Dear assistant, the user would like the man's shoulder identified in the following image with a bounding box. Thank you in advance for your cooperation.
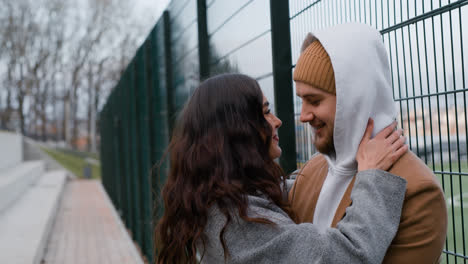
[390,150,442,192]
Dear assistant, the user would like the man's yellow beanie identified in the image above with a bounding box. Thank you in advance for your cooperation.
[293,40,336,94]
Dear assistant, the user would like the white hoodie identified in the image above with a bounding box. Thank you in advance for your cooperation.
[307,23,398,228]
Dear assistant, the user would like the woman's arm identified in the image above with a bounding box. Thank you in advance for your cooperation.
[201,169,406,264]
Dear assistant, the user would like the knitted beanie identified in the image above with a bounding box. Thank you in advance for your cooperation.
[293,40,336,94]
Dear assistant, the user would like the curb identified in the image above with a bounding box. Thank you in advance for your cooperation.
[35,171,68,264]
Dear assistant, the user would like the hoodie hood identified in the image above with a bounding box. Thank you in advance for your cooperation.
[304,23,397,228]
[310,23,397,174]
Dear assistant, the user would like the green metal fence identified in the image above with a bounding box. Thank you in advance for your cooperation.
[99,0,467,262]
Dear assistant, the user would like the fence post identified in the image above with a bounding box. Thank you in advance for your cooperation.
[123,73,134,232]
[163,11,175,136]
[197,0,209,80]
[132,61,143,246]
[269,0,297,174]
[118,81,129,227]
[135,46,154,261]
[113,114,122,213]
[99,108,106,192]
[144,31,156,264]
[148,20,171,261]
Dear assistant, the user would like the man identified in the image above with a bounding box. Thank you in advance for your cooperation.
[289,23,447,263]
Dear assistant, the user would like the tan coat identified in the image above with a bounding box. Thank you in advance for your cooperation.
[289,151,447,263]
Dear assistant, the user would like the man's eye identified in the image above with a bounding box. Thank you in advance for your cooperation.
[309,100,320,106]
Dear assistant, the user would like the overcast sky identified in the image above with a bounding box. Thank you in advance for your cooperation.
[134,0,171,27]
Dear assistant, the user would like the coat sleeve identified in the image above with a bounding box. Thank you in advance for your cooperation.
[201,170,407,264]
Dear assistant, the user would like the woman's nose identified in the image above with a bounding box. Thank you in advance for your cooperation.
[275,115,282,128]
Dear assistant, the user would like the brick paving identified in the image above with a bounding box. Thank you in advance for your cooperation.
[42,179,143,264]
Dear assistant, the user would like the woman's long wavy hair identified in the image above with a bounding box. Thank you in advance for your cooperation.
[154,73,292,263]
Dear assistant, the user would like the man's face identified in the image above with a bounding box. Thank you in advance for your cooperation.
[296,81,337,154]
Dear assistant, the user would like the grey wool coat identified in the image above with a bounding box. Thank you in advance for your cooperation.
[198,169,407,264]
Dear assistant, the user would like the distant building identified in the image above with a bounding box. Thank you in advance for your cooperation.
[402,105,466,138]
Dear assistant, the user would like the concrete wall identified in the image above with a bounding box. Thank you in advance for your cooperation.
[0,131,23,170]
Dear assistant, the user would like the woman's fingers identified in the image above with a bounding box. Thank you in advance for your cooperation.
[375,121,397,140]
[392,143,408,162]
[357,120,408,172]
[386,137,407,168]
[392,134,406,152]
[385,129,403,145]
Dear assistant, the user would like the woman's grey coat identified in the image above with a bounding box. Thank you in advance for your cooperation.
[199,169,406,264]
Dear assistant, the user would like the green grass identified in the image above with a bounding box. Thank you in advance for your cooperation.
[430,161,468,263]
[41,146,101,179]
[55,147,100,160]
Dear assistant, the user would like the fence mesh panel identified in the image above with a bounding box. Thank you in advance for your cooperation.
[290,1,468,262]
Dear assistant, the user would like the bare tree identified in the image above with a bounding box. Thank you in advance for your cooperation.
[9,0,36,133]
[0,0,155,149]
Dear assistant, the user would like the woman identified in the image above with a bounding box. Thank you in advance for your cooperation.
[155,73,407,264]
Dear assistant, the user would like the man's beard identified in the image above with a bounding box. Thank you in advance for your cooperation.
[312,124,335,154]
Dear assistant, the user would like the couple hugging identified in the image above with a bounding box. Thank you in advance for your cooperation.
[156,23,447,264]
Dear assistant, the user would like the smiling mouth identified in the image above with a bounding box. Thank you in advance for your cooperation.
[273,135,279,142]
[313,123,325,133]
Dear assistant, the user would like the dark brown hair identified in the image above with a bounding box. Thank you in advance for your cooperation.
[154,73,291,263]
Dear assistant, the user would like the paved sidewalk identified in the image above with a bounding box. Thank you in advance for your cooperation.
[42,179,143,264]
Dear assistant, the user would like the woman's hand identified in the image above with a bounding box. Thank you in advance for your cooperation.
[357,119,408,171]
